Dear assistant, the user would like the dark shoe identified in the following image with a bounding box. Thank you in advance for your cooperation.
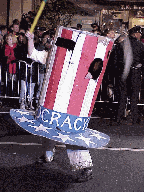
[36,154,48,164]
[36,151,54,164]
[116,117,127,125]
[25,101,35,111]
[75,168,93,183]
[132,118,141,125]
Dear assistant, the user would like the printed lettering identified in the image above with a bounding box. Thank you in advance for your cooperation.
[61,116,72,129]
[83,118,90,129]
[74,118,82,130]
[49,112,61,126]
[42,109,50,123]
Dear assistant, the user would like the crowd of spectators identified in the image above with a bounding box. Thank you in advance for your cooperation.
[0,11,55,109]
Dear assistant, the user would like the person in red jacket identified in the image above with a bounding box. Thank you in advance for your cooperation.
[4,33,18,96]
[5,33,17,80]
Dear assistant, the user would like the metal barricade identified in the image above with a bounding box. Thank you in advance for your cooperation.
[0,60,39,112]
[0,61,144,117]
[94,71,144,118]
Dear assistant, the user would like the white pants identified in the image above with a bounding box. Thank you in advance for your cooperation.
[67,149,93,170]
[41,138,93,170]
[46,149,93,170]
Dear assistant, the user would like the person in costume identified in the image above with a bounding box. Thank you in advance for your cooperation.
[10,27,111,182]
[26,30,94,182]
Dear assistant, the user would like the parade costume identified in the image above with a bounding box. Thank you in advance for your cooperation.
[10,26,113,182]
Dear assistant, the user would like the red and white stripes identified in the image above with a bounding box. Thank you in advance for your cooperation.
[39,26,113,117]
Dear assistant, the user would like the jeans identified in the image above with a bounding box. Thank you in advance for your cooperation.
[19,80,35,103]
[36,73,45,103]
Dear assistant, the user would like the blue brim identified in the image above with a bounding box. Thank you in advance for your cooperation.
[10,109,110,148]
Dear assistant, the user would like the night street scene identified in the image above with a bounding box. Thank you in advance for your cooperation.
[1,0,144,192]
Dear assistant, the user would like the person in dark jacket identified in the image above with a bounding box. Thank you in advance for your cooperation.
[110,26,144,124]
[15,32,38,109]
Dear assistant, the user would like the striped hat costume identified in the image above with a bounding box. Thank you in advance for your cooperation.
[10,26,113,148]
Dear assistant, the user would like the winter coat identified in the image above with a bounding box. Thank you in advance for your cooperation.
[5,43,17,74]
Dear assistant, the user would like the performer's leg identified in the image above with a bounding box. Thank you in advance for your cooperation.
[66,149,93,170]
[66,148,93,182]
[38,137,57,163]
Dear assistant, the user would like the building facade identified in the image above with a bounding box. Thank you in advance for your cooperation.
[0,0,41,26]
[0,0,144,32]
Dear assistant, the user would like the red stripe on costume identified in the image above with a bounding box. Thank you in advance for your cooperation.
[44,29,73,109]
[67,36,98,116]
[88,41,113,116]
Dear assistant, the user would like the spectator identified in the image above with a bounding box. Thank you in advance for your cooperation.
[5,33,17,79]
[11,20,20,36]
[77,23,82,30]
[20,13,29,31]
[19,28,26,34]
[104,28,116,40]
[4,33,17,96]
[110,26,144,125]
[12,19,20,25]
[91,22,101,35]
[35,31,52,106]
[14,32,28,109]
[0,25,7,44]
[0,25,7,37]
[35,26,46,41]
[141,34,144,43]
[0,34,5,92]
[0,34,3,46]
[48,28,56,46]
[15,30,38,110]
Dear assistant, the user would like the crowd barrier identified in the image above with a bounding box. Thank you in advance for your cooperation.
[0,59,39,111]
[0,61,144,117]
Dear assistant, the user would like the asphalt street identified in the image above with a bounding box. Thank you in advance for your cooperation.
[0,111,144,191]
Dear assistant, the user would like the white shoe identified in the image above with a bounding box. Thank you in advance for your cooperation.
[26,101,35,111]
[45,151,54,162]
[20,103,25,109]
[20,100,25,109]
